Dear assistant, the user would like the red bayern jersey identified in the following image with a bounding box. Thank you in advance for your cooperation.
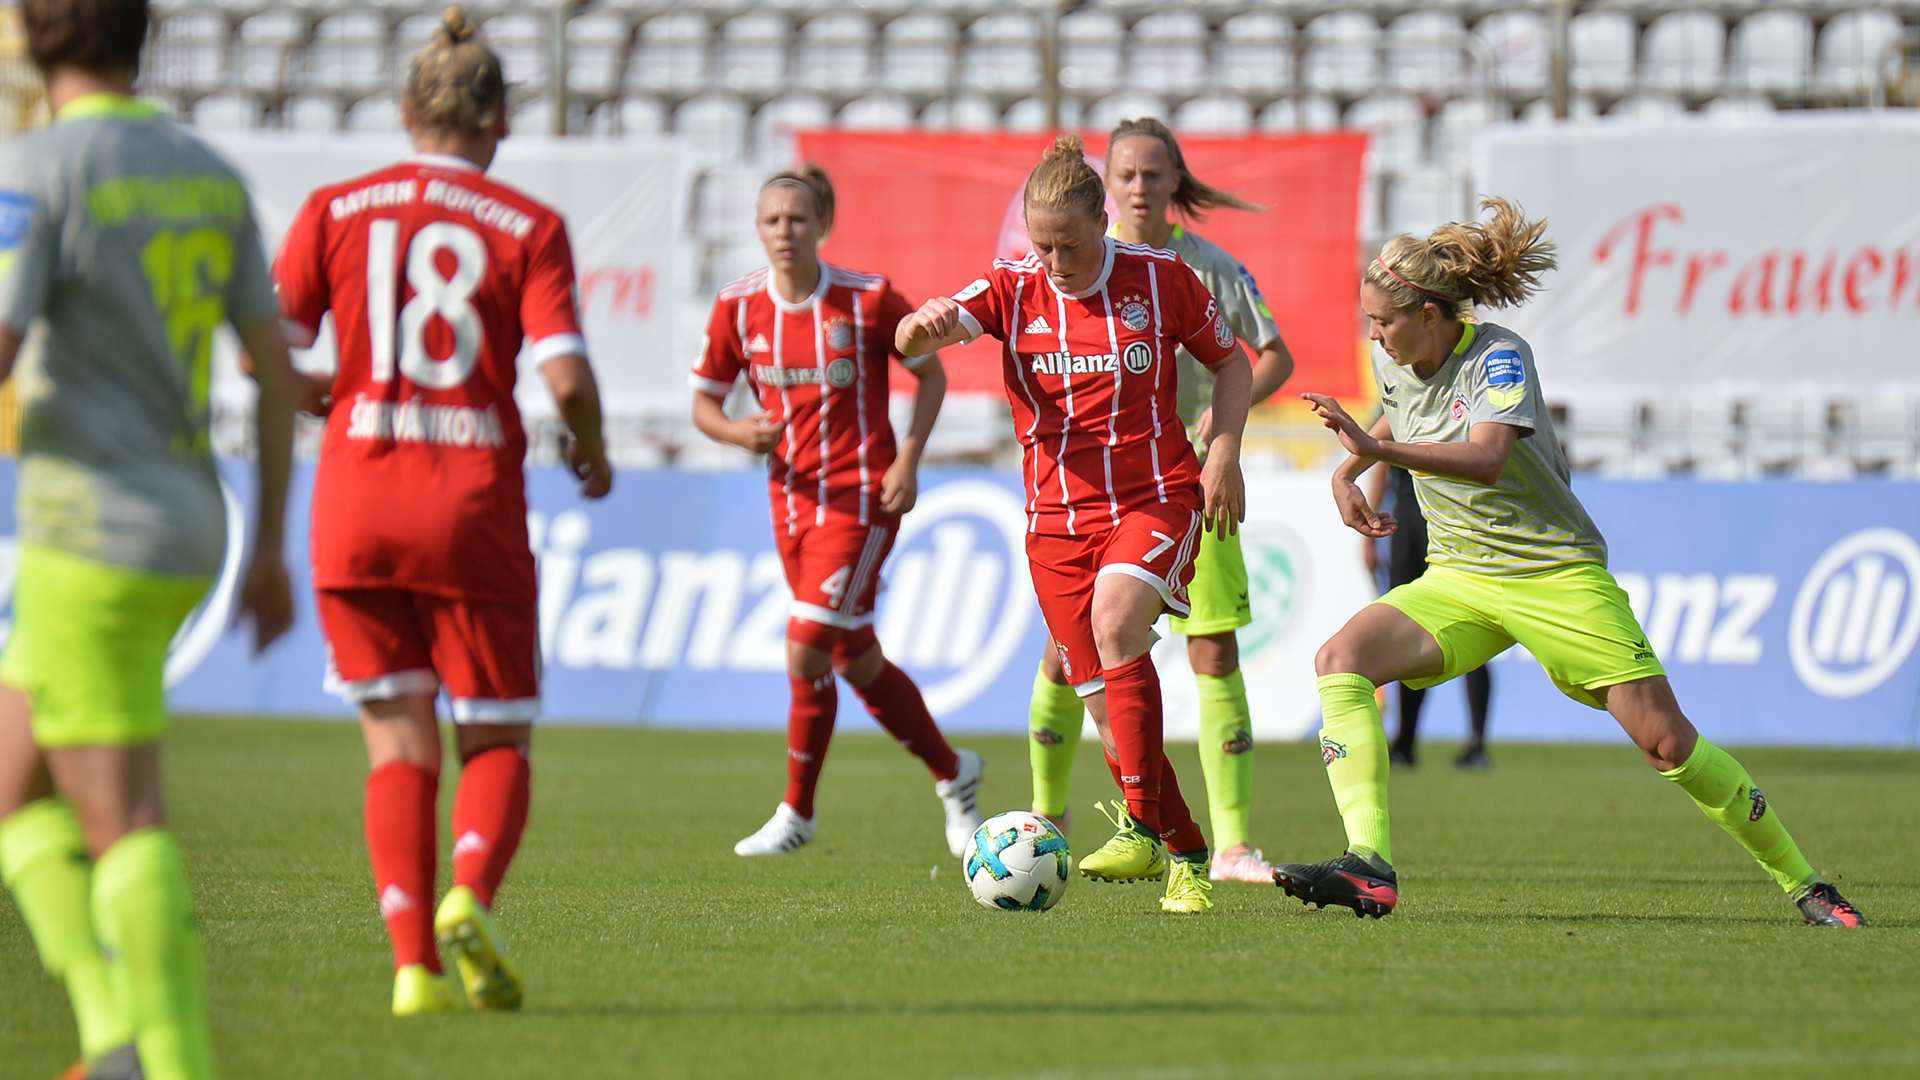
[692,264,924,533]
[952,238,1239,536]
[275,154,586,602]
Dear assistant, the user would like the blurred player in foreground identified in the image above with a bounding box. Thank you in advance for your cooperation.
[900,135,1253,914]
[0,0,298,1073]
[1282,198,1864,928]
[273,7,614,1015]
[691,164,983,859]
[1024,118,1294,884]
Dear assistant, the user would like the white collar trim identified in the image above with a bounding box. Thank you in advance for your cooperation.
[1046,238,1117,301]
[767,263,832,313]
[408,153,484,173]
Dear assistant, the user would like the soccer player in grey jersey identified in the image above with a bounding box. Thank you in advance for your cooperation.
[0,0,298,1076]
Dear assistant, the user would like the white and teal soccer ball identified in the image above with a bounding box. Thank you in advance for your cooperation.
[964,811,1071,912]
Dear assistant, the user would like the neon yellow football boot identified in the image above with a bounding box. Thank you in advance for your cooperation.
[392,962,460,1016]
[434,885,524,1011]
[1161,857,1215,913]
[1076,801,1168,883]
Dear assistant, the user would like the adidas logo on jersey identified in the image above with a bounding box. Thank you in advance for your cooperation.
[747,333,771,353]
[1022,316,1053,335]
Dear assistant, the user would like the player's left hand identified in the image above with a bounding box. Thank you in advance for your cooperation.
[238,552,295,653]
[568,436,613,499]
[1302,393,1381,458]
[1200,450,1244,538]
[879,458,918,515]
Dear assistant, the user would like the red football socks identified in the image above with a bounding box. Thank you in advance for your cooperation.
[364,761,440,973]
[852,661,959,781]
[785,674,838,820]
[451,745,531,910]
[1155,755,1208,855]
[1102,654,1167,835]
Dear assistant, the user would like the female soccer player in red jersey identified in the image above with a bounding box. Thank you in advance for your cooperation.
[273,8,613,1015]
[690,164,984,860]
[898,135,1254,913]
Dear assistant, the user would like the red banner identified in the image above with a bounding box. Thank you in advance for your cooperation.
[795,131,1367,399]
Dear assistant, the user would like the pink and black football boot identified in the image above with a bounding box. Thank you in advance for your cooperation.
[1273,851,1398,919]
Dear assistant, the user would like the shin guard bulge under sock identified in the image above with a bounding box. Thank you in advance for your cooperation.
[1101,655,1167,835]
[785,674,838,820]
[854,661,959,780]
[1661,738,1819,897]
[1316,673,1393,865]
[1194,670,1253,850]
[365,761,440,972]
[0,798,131,1059]
[91,829,211,1080]
[452,745,531,909]
[1028,664,1084,817]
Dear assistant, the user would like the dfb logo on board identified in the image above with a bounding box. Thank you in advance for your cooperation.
[1789,527,1920,699]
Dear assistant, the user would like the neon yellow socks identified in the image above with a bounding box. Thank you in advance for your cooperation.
[1316,673,1393,866]
[92,828,212,1080]
[0,798,132,1062]
[1194,670,1254,850]
[1660,738,1820,898]
[1027,663,1084,818]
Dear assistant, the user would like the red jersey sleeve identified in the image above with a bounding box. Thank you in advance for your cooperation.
[691,295,746,397]
[877,285,929,372]
[520,216,586,366]
[951,268,1008,344]
[1169,260,1240,370]
[272,192,331,348]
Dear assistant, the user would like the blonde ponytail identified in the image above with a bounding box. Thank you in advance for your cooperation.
[403,6,506,135]
[1367,197,1557,318]
[1023,133,1105,224]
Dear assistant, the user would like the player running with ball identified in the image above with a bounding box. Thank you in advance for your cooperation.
[691,164,984,860]
[900,135,1254,914]
[274,8,615,1015]
[1280,198,1864,927]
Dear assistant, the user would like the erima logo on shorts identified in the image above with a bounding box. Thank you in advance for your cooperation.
[1748,785,1768,821]
[1485,349,1526,408]
[1320,737,1347,766]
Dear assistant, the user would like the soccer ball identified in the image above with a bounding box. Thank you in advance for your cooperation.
[964,811,1071,912]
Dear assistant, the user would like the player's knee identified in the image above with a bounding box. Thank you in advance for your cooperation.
[786,643,834,682]
[1314,636,1363,679]
[1091,619,1148,667]
[1187,633,1238,677]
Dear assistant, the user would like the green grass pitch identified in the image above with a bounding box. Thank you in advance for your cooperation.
[3,717,1917,1080]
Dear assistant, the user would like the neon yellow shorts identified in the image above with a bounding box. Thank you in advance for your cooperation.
[1377,561,1664,709]
[0,543,212,749]
[1169,526,1251,637]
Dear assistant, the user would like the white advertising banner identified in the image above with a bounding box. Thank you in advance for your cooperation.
[200,133,687,417]
[1477,114,1920,398]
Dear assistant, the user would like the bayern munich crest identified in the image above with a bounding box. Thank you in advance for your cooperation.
[826,316,853,351]
[826,357,857,388]
[1119,300,1150,332]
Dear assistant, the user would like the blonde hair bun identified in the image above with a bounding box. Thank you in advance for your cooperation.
[1023,134,1105,223]
[1368,197,1557,316]
[404,4,505,134]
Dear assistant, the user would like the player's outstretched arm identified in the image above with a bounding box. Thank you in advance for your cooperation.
[1200,351,1251,536]
[896,296,971,358]
[541,355,613,499]
[233,314,298,651]
[882,356,946,515]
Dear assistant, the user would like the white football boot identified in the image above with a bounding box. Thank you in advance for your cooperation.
[936,749,985,858]
[734,803,816,855]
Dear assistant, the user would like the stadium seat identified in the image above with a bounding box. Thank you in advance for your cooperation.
[1571,10,1636,98]
[717,14,791,101]
[189,90,259,130]
[1214,12,1293,101]
[149,11,231,98]
[752,92,831,162]
[1704,92,1775,120]
[630,13,712,99]
[1853,395,1918,477]
[1386,164,1460,239]
[1127,11,1210,99]
[280,92,343,133]
[675,92,751,168]
[1171,93,1253,133]
[1433,95,1508,171]
[1728,9,1811,100]
[918,94,999,131]
[344,93,402,134]
[796,13,876,98]
[302,12,389,98]
[1814,9,1905,101]
[1258,94,1340,132]
[836,93,914,129]
[960,12,1041,100]
[1059,10,1124,99]
[568,11,633,103]
[1087,90,1168,131]
[1474,9,1549,100]
[880,13,958,99]
[1302,12,1383,100]
[484,13,548,94]
[694,164,770,244]
[511,95,587,137]
[236,11,303,97]
[1640,11,1725,98]
[588,95,668,135]
[1518,94,1598,124]
[1003,94,1086,131]
[1386,11,1468,98]
[1344,93,1425,174]
[1608,92,1686,122]
[393,14,442,70]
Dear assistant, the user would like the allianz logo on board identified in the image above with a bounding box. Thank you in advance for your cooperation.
[529,479,1036,716]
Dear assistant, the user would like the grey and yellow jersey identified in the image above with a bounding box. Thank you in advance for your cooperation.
[1374,321,1608,575]
[0,94,277,575]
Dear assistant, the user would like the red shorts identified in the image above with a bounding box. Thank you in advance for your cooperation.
[777,513,896,653]
[1026,502,1203,692]
[316,588,541,723]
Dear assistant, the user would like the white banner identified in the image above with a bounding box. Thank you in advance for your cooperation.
[201,132,687,418]
[1477,114,1920,399]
